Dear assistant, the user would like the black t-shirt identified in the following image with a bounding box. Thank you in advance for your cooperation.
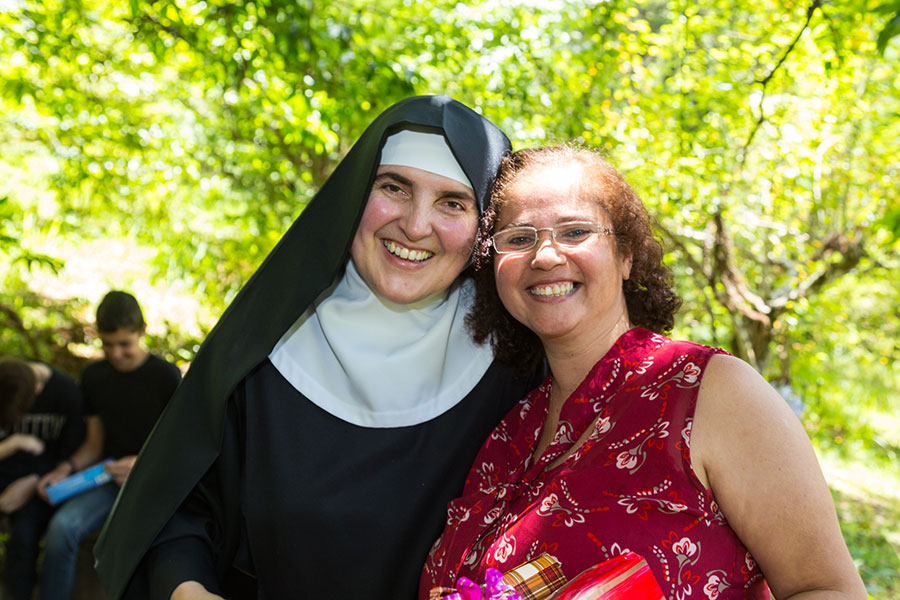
[0,367,84,483]
[81,355,181,459]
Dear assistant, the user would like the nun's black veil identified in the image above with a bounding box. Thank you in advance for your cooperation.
[94,96,512,599]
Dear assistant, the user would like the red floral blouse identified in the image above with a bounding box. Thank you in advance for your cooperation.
[420,328,770,600]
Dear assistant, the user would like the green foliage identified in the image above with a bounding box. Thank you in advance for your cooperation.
[2,0,896,431]
[0,2,898,591]
[834,483,900,596]
[794,266,900,458]
[823,450,900,597]
[0,196,63,273]
[876,0,900,53]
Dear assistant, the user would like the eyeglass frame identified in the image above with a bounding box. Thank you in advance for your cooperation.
[490,221,615,255]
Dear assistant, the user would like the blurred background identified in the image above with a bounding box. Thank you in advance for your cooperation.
[1,0,898,595]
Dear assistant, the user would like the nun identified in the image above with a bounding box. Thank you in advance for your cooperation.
[94,96,539,600]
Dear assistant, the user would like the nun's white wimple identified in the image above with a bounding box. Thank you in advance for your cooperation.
[379,130,472,189]
[268,261,493,428]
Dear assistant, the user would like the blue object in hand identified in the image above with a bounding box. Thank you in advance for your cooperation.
[46,459,114,505]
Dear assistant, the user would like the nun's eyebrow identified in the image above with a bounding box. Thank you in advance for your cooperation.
[374,171,414,187]
[376,171,475,202]
[442,189,476,202]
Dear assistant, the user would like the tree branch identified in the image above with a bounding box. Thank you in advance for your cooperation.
[658,223,721,345]
[738,0,822,163]
[712,212,772,324]
[769,231,867,309]
[755,0,822,87]
[138,13,193,47]
[0,303,43,360]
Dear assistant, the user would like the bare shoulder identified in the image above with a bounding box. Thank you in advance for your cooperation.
[694,353,811,483]
[694,354,800,447]
[692,354,866,598]
[698,353,787,411]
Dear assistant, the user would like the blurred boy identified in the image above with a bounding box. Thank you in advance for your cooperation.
[36,291,181,600]
[0,357,83,600]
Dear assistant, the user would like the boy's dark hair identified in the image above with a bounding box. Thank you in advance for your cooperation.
[96,290,146,333]
[0,357,37,431]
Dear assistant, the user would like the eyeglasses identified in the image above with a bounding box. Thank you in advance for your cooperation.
[491,221,615,254]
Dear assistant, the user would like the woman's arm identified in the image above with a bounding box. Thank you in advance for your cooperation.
[690,353,866,600]
[0,473,39,513]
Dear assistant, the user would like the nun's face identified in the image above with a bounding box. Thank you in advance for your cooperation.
[350,165,478,304]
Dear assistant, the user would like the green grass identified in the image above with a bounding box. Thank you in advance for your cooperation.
[819,450,900,599]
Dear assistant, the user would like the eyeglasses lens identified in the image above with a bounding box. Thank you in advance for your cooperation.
[493,222,602,253]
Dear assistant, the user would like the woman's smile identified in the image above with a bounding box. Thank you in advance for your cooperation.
[528,281,577,297]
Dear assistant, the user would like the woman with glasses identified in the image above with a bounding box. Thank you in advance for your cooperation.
[421,146,865,599]
[93,96,540,600]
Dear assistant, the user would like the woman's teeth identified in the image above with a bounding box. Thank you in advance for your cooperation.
[384,240,433,262]
[530,282,574,297]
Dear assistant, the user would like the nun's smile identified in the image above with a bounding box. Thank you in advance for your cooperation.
[382,240,433,262]
[350,165,478,304]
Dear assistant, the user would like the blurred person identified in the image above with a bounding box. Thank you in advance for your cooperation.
[0,357,83,600]
[37,291,181,600]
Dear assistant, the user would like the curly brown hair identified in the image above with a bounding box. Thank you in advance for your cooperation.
[467,145,682,372]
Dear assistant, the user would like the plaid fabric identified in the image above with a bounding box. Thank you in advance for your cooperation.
[502,553,568,600]
[428,553,567,599]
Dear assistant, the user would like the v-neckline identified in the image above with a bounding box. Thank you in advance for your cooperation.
[522,328,655,480]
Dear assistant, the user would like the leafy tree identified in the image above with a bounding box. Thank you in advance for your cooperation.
[876,0,900,52]
[2,0,897,420]
[2,0,898,592]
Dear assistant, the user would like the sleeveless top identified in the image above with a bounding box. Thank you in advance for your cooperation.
[420,328,771,600]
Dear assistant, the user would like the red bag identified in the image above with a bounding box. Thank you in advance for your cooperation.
[547,552,664,600]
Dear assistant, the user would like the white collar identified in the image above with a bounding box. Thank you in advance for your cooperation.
[268,261,493,428]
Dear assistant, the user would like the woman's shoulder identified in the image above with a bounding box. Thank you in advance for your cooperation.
[698,353,774,404]
[691,352,802,486]
[693,353,791,438]
[658,332,727,358]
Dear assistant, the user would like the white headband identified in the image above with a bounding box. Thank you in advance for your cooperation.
[379,130,472,189]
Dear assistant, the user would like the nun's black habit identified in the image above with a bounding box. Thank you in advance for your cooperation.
[94,96,538,600]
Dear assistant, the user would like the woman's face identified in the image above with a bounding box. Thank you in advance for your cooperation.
[493,163,632,344]
[350,164,479,304]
